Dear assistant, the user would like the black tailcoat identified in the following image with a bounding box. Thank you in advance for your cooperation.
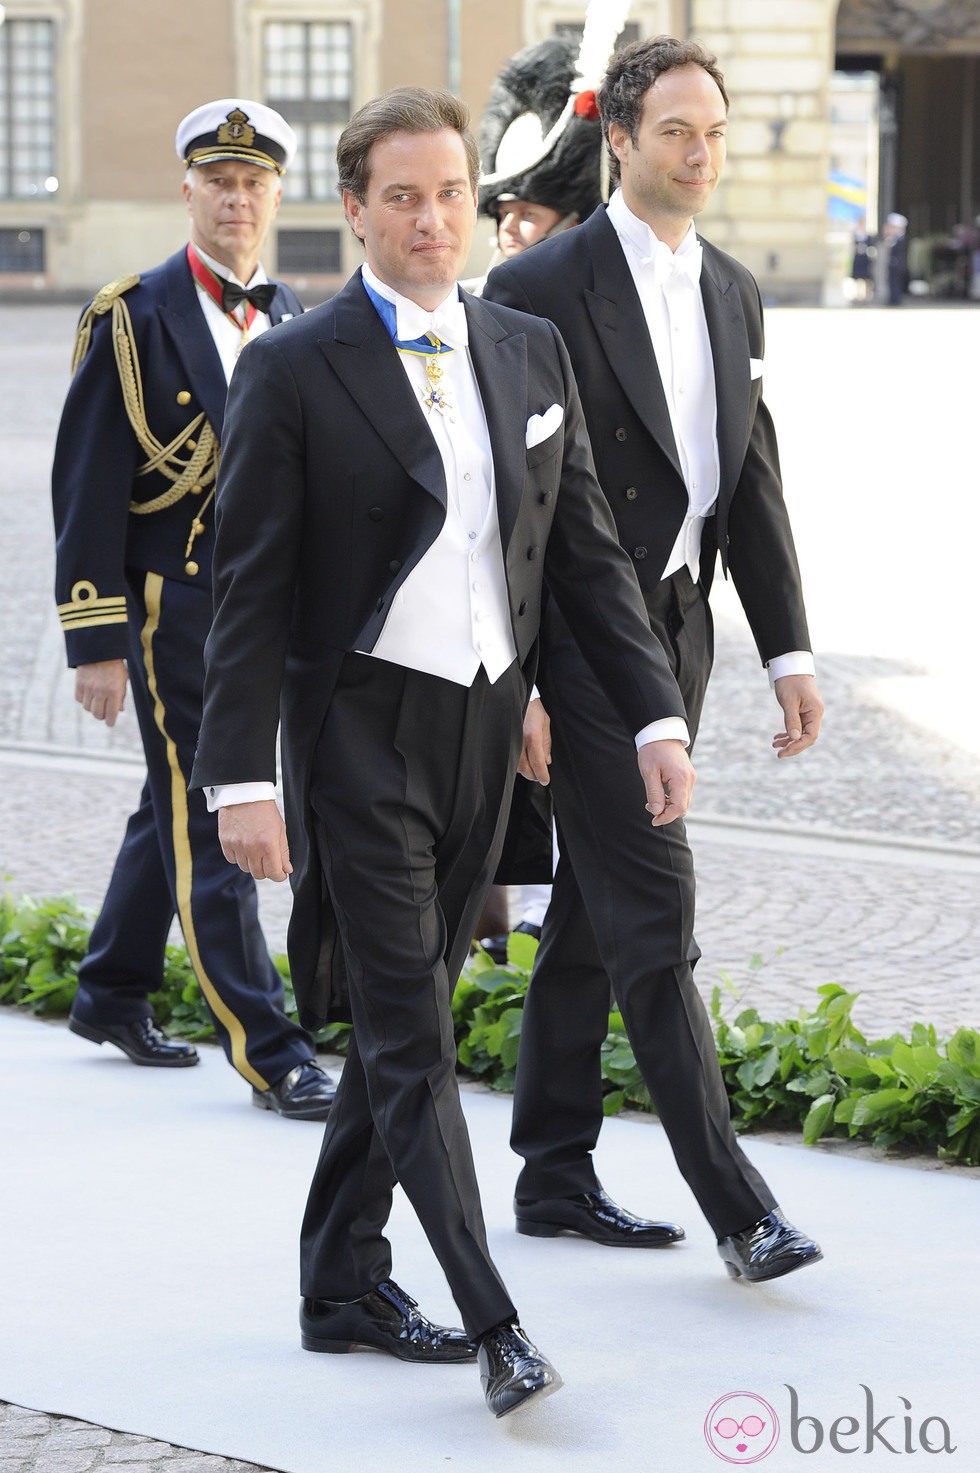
[192,273,687,1029]
[482,205,811,1236]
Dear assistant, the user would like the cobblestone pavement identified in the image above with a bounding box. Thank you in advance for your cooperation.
[1,304,978,1464]
[0,1404,271,1473]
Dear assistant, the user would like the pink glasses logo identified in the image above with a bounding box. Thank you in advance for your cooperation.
[704,1391,780,1464]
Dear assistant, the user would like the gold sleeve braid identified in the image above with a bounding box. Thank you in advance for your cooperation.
[70,276,220,573]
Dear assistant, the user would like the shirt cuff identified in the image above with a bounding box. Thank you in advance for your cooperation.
[206,781,278,813]
[766,651,816,687]
[634,716,690,750]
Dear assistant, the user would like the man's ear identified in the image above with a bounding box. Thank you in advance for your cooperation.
[607,122,630,169]
[342,189,365,239]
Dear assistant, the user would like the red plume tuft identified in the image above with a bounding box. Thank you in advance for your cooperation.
[574,89,600,121]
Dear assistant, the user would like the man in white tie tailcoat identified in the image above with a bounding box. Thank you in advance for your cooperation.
[484,37,827,1283]
[192,87,697,1418]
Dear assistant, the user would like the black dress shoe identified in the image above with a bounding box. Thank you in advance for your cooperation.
[477,1323,562,1418]
[301,1280,476,1362]
[68,1015,199,1067]
[717,1209,823,1283]
[512,920,542,941]
[477,933,509,964]
[515,1187,685,1247]
[252,1060,336,1120]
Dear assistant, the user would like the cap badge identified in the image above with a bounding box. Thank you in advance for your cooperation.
[217,108,255,147]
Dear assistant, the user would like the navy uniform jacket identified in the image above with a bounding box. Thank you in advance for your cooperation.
[52,248,302,666]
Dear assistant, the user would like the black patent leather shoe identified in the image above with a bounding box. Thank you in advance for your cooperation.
[477,933,509,963]
[717,1209,823,1283]
[512,920,542,941]
[69,1015,199,1067]
[252,1060,336,1120]
[301,1279,476,1362]
[515,1187,685,1247]
[478,1323,562,1418]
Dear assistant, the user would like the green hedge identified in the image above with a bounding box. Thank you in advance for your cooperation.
[3,892,978,1165]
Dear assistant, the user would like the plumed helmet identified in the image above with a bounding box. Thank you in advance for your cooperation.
[477,34,606,222]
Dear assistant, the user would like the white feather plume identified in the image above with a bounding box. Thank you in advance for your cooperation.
[572,0,632,92]
[479,0,632,189]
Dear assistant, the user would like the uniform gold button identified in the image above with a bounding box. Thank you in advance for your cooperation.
[185,560,199,576]
[190,484,202,494]
[186,438,197,450]
[176,391,192,405]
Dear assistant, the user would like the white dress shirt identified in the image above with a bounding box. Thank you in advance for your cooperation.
[607,189,717,583]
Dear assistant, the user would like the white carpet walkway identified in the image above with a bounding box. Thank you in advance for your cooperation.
[0,1008,976,1471]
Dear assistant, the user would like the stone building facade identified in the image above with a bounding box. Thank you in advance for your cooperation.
[1,0,977,303]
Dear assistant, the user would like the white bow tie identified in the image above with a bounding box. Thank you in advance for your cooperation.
[643,241,703,290]
[396,296,469,349]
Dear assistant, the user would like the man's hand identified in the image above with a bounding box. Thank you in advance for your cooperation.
[518,696,552,783]
[772,674,825,758]
[218,799,292,882]
[75,660,128,726]
[637,739,696,826]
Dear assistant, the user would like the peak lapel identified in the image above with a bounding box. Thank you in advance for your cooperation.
[700,245,752,503]
[316,279,446,508]
[582,213,684,483]
[464,294,527,550]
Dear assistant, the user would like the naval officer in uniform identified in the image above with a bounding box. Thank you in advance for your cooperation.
[51,98,335,1119]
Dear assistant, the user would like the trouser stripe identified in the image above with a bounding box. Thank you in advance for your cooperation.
[139,572,270,1089]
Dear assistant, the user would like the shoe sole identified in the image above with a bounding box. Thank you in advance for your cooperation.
[251,1092,334,1121]
[516,1218,683,1248]
[68,1017,199,1067]
[301,1331,475,1363]
[722,1247,824,1283]
[490,1372,564,1419]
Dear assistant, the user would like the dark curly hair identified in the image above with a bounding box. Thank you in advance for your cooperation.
[598,36,729,186]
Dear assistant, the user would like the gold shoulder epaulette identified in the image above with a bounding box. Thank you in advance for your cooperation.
[90,272,141,316]
[71,273,141,375]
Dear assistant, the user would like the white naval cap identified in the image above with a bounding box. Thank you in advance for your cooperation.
[176,98,297,175]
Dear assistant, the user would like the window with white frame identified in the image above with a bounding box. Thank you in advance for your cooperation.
[264,20,353,202]
[0,16,57,199]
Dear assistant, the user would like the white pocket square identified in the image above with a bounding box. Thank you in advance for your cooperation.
[749,357,764,380]
[526,403,564,448]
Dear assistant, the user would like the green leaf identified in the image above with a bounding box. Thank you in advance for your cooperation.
[506,929,539,975]
[849,1088,911,1126]
[803,1093,836,1144]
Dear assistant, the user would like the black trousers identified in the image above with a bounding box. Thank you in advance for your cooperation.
[72,571,314,1089]
[299,655,526,1339]
[511,568,776,1239]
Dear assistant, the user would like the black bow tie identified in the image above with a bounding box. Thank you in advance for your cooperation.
[221,280,277,315]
